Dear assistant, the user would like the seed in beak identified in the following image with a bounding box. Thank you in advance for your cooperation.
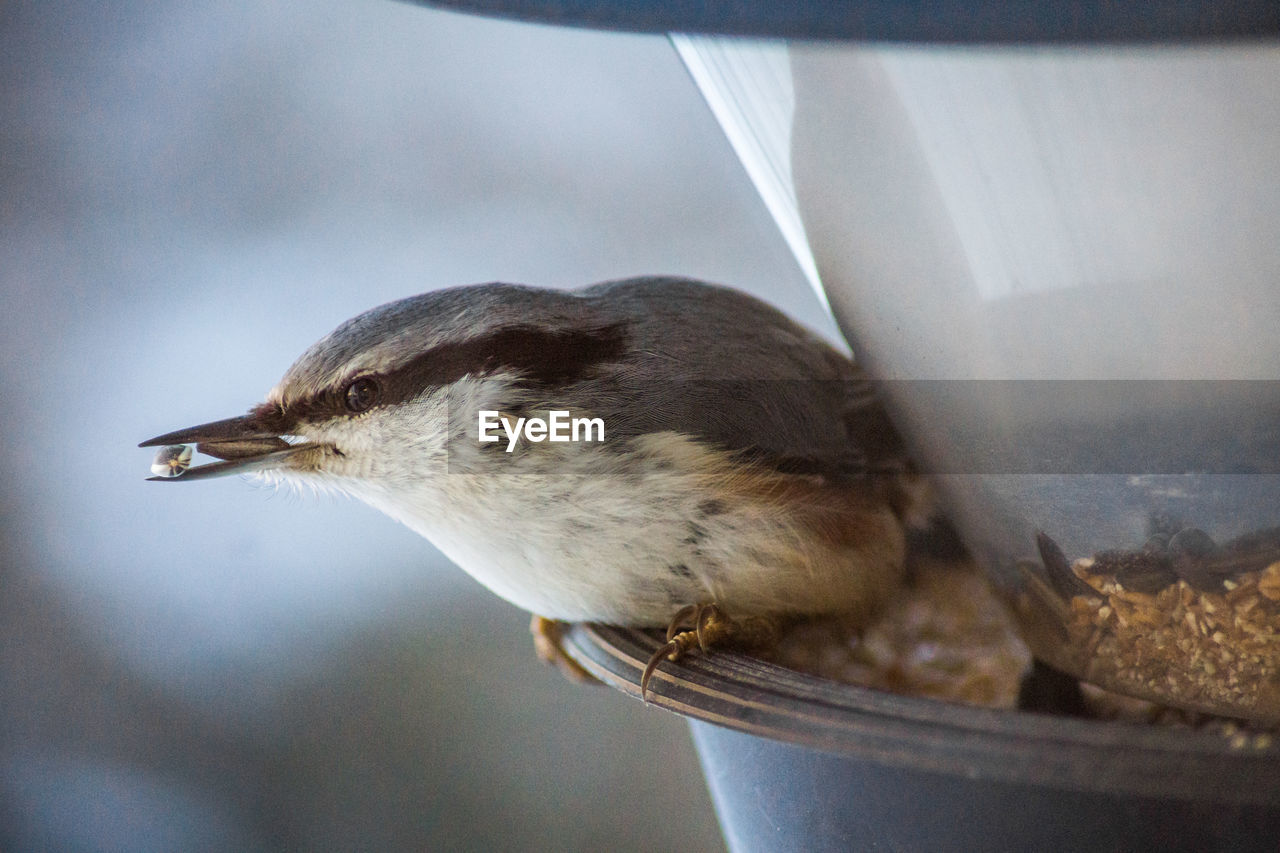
[150,444,194,478]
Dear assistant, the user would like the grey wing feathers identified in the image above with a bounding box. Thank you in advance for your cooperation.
[569,277,909,480]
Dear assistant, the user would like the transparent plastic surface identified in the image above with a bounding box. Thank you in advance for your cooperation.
[788,43,1280,722]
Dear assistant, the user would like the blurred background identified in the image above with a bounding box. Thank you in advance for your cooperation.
[1,1,836,849]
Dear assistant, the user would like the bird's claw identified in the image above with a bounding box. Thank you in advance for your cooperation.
[645,635,696,696]
[641,603,736,700]
[664,602,723,650]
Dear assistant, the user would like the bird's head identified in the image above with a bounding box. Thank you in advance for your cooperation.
[140,283,628,490]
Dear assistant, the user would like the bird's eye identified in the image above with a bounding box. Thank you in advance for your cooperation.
[344,377,380,413]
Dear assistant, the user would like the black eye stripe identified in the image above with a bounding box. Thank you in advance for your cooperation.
[376,324,627,407]
[365,323,629,410]
[276,322,628,423]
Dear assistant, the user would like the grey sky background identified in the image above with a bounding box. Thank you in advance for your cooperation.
[2,1,832,849]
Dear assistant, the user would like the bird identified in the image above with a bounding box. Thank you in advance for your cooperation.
[140,276,930,694]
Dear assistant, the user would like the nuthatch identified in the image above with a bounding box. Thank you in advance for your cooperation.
[140,277,928,692]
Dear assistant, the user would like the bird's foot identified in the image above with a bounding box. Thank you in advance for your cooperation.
[640,604,779,700]
[530,615,601,685]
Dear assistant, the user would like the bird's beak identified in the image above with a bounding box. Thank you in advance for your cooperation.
[139,411,313,482]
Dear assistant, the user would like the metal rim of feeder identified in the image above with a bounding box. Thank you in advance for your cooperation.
[562,622,1280,806]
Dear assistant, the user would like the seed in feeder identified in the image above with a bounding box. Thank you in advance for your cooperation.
[150,444,193,478]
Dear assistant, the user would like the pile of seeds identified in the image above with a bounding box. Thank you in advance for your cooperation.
[1064,554,1280,719]
[765,560,1032,709]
